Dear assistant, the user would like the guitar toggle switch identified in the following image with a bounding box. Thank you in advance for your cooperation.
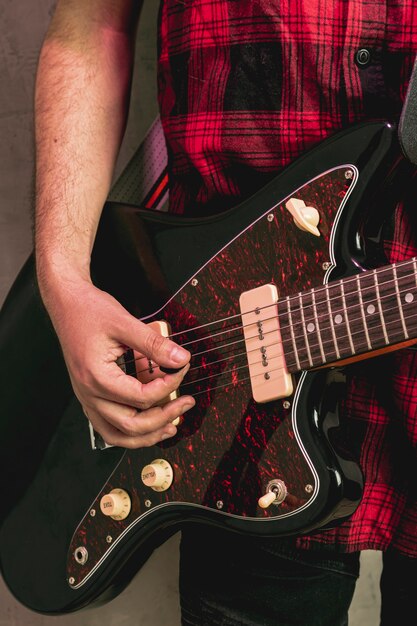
[258,479,288,509]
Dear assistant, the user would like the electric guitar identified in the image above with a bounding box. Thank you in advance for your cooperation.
[1,121,416,614]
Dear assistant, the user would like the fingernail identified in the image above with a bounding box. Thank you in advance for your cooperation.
[171,346,188,364]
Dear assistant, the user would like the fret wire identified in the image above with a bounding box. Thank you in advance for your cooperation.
[393,263,409,339]
[414,259,417,291]
[373,268,389,345]
[325,283,340,359]
[283,308,417,372]
[286,293,417,365]
[312,288,325,362]
[299,292,313,367]
[286,295,301,370]
[340,278,355,354]
[298,256,416,314]
[286,256,416,315]
[356,274,372,350]
[280,268,417,370]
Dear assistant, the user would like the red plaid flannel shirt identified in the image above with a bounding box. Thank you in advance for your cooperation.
[157,0,417,556]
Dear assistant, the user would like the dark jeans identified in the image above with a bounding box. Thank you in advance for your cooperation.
[179,526,417,626]
[380,549,417,626]
[179,526,360,626]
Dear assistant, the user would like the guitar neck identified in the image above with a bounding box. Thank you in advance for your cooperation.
[278,257,417,372]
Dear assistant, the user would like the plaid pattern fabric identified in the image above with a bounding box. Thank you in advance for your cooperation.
[157,0,417,555]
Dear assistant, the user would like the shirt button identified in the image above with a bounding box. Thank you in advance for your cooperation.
[355,48,371,67]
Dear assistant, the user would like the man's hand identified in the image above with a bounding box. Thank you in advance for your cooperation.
[46,277,195,449]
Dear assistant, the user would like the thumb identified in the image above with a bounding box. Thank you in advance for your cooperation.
[120,316,191,369]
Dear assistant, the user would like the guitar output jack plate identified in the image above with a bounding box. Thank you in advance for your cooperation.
[74,546,89,565]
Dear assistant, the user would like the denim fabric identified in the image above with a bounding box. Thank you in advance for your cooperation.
[380,550,417,626]
[179,526,360,626]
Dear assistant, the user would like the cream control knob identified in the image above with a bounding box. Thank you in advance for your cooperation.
[100,488,131,520]
[285,198,320,237]
[141,458,174,492]
[258,479,288,509]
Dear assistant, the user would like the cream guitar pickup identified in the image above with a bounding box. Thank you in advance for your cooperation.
[239,284,293,403]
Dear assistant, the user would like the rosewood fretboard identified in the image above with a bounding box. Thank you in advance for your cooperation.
[278,258,417,372]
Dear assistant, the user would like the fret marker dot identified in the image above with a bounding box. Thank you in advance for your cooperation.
[307,323,315,333]
[405,293,414,304]
[366,304,375,315]
[334,314,343,324]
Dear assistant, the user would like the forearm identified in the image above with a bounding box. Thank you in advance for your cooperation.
[34,14,136,307]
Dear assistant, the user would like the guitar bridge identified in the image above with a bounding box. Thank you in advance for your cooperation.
[239,284,293,403]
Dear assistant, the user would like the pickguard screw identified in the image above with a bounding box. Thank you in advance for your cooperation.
[345,169,354,179]
[283,400,291,409]
[267,213,274,222]
[322,261,331,271]
[216,500,224,509]
[191,278,198,287]
[305,484,314,493]
[145,499,152,508]
[69,577,75,585]
[106,535,113,544]
[90,509,96,517]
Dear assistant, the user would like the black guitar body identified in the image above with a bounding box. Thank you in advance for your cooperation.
[0,122,413,614]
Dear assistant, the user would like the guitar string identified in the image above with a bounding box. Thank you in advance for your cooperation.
[166,256,417,340]
[180,371,253,398]
[177,318,417,399]
[175,263,417,350]
[122,259,416,371]
[125,276,417,373]
[130,295,417,384]
[132,308,417,393]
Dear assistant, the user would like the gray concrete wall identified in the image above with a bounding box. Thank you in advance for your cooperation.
[0,1,381,624]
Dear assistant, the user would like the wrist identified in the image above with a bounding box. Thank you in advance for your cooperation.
[36,250,92,308]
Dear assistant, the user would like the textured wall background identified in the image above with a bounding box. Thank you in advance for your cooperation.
[0,2,182,625]
[0,1,381,624]
[0,0,160,305]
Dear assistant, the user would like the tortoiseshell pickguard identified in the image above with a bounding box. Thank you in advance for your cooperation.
[68,166,355,587]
